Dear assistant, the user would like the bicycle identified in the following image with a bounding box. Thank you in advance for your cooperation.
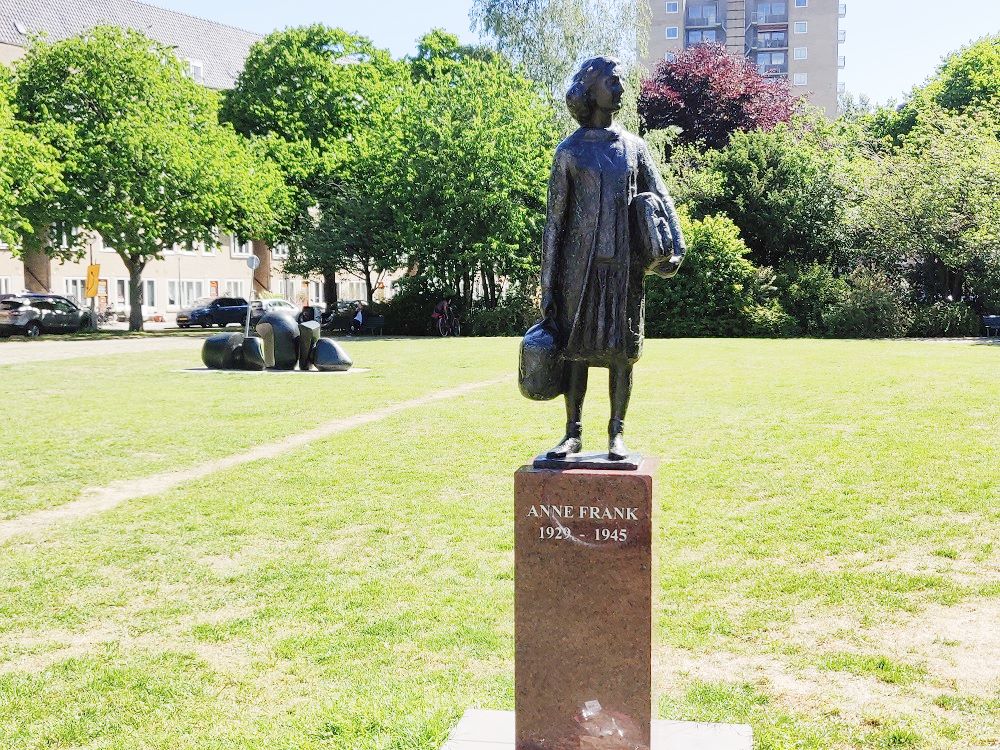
[434,312,461,337]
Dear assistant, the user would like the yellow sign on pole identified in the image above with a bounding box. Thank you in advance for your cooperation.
[85,264,100,298]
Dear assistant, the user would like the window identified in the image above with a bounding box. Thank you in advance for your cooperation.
[223,280,246,298]
[0,241,8,251]
[65,278,87,304]
[688,3,718,23]
[794,21,808,33]
[795,0,807,6]
[167,280,204,308]
[666,26,679,39]
[309,280,324,305]
[758,31,787,47]
[665,1,679,11]
[272,244,290,260]
[687,29,718,44]
[757,51,785,66]
[838,55,846,68]
[144,279,156,308]
[116,279,127,305]
[97,234,116,253]
[232,238,252,257]
[794,46,808,60]
[0,277,9,294]
[664,51,678,62]
[793,73,808,86]
[185,58,204,84]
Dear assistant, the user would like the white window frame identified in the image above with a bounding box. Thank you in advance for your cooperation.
[271,244,290,260]
[793,73,808,86]
[167,279,206,309]
[308,280,325,305]
[795,0,807,6]
[794,47,808,60]
[185,58,204,84]
[64,277,87,304]
[0,277,10,294]
[223,279,247,298]
[665,26,679,40]
[143,279,156,309]
[231,238,252,258]
[665,1,680,12]
[115,278,128,306]
[794,21,808,33]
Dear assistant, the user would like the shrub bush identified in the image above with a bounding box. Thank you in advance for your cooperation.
[908,301,980,337]
[376,278,448,336]
[463,295,537,337]
[824,268,914,338]
[779,261,849,336]
[645,213,790,337]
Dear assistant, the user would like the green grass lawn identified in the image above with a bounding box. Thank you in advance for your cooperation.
[1,338,998,749]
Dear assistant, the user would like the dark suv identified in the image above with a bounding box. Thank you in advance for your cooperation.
[176,297,249,328]
[0,294,94,338]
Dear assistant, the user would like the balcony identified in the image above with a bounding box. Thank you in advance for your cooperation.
[839,3,847,17]
[758,64,789,77]
[750,11,788,25]
[839,29,847,43]
[686,4,724,27]
[752,36,789,49]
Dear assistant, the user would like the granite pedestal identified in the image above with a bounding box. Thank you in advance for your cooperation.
[515,460,656,750]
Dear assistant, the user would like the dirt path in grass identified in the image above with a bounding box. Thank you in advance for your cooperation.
[0,336,203,365]
[0,376,511,544]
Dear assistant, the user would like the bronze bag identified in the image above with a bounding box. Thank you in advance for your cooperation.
[631,192,682,279]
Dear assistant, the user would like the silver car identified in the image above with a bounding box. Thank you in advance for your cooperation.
[0,294,94,338]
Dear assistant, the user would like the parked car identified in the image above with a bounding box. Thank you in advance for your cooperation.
[0,294,94,338]
[176,297,249,328]
[249,299,299,328]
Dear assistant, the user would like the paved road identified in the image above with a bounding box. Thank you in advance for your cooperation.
[0,336,204,365]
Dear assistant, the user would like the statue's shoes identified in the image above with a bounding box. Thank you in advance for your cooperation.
[608,434,629,461]
[546,436,583,459]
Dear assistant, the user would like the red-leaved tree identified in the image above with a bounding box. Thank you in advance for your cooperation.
[639,44,799,150]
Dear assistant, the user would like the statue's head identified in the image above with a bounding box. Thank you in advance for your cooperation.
[566,56,623,126]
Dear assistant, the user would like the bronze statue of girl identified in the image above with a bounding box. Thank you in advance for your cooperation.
[539,56,685,461]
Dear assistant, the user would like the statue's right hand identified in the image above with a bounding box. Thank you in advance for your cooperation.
[541,290,556,322]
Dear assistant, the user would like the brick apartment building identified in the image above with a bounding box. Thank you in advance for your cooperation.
[0,0,373,318]
[646,0,846,115]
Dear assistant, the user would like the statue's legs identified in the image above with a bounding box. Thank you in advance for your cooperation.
[608,361,633,460]
[546,361,588,458]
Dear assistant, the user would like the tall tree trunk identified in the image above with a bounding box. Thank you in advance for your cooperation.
[123,255,146,332]
[323,270,338,314]
[21,223,52,292]
[361,257,374,304]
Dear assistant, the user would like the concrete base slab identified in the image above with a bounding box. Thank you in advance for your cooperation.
[177,367,370,375]
[442,710,752,750]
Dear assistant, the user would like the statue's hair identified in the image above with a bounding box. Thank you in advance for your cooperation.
[565,56,620,125]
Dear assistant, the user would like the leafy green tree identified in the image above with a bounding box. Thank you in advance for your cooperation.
[925,34,1000,114]
[674,119,847,270]
[13,27,288,330]
[847,105,1000,309]
[396,32,559,307]
[222,25,409,308]
[0,66,63,249]
[470,0,649,132]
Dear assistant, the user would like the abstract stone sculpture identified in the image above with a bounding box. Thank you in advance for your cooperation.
[256,312,299,370]
[202,332,245,370]
[240,336,266,371]
[313,338,353,372]
[200,317,352,374]
[298,321,321,371]
[520,55,686,464]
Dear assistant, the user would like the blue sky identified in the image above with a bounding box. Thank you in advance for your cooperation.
[149,0,1000,104]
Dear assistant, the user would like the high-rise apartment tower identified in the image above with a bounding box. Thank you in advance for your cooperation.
[646,0,846,115]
